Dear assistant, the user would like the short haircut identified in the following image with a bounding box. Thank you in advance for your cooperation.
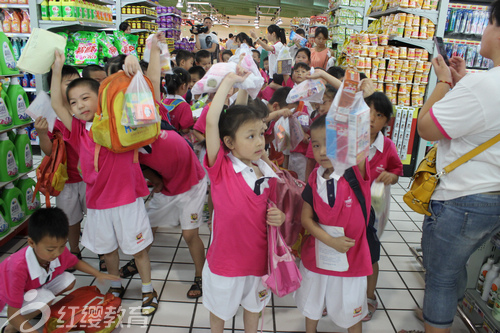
[229,33,234,38]
[119,22,130,32]
[164,67,191,95]
[364,92,393,120]
[66,77,100,102]
[272,74,284,86]
[326,66,345,80]
[490,0,500,25]
[359,72,368,80]
[248,97,269,119]
[293,62,310,72]
[29,207,69,243]
[310,114,326,131]
[188,66,206,79]
[295,47,311,62]
[296,28,306,36]
[204,17,212,22]
[269,86,292,108]
[105,54,127,75]
[47,65,79,88]
[252,49,260,57]
[195,50,211,64]
[176,49,194,66]
[82,65,105,79]
[222,49,233,59]
[263,57,269,62]
[324,84,337,100]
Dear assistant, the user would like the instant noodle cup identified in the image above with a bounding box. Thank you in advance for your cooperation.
[402,60,410,72]
[385,71,394,82]
[379,34,389,45]
[385,83,395,93]
[411,27,420,39]
[399,73,407,83]
[414,73,422,84]
[427,26,435,39]
[402,94,411,106]
[368,46,377,58]
[372,58,381,69]
[409,60,418,71]
[388,93,397,104]
[415,61,424,72]
[389,25,398,36]
[378,70,386,81]
[430,0,438,10]
[398,13,407,24]
[376,82,384,92]
[404,26,413,38]
[399,47,408,59]
[421,17,428,26]
[405,71,415,83]
[423,61,432,73]
[355,57,363,69]
[353,44,362,56]
[421,49,429,61]
[371,69,378,80]
[421,73,429,84]
[369,34,379,46]
[414,48,423,60]
[365,57,372,69]
[384,47,392,59]
[406,14,414,26]
[377,46,386,58]
[408,48,416,60]
[408,0,416,8]
[419,26,428,39]
[361,45,369,57]
[392,71,401,82]
[419,85,426,95]
[422,0,431,9]
[400,0,409,7]
[392,47,400,59]
[387,58,396,71]
[360,33,370,45]
[412,15,421,26]
[350,34,358,44]
[378,59,386,69]
[365,69,371,78]
[396,24,405,37]
[395,59,403,71]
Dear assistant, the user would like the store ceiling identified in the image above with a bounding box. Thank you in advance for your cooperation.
[160,0,329,21]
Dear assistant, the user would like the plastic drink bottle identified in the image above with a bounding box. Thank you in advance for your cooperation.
[477,258,495,294]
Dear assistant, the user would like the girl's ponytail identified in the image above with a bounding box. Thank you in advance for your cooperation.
[164,67,190,95]
[267,24,287,44]
[279,27,286,44]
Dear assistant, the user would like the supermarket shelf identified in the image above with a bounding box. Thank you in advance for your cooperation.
[444,37,481,45]
[329,4,365,15]
[311,24,328,28]
[122,14,158,20]
[0,169,33,190]
[86,0,115,5]
[23,87,36,92]
[0,73,24,79]
[121,0,159,7]
[0,4,29,9]
[463,289,500,332]
[389,36,435,53]
[38,20,115,30]
[5,33,30,38]
[131,28,158,33]
[369,6,439,24]
[0,121,34,135]
[158,28,181,31]
[158,13,182,18]
[329,24,362,30]
[0,215,30,248]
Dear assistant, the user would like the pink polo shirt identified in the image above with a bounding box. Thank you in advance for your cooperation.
[193,104,210,135]
[163,97,194,131]
[139,130,205,196]
[204,145,277,277]
[64,118,149,209]
[0,247,78,310]
[48,119,83,184]
[368,136,403,184]
[301,165,372,277]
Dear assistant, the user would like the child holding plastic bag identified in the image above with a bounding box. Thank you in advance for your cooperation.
[362,92,403,322]
[162,68,194,133]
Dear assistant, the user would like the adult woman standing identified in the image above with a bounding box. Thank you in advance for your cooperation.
[400,2,500,332]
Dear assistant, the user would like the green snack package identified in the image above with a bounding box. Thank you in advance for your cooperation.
[72,31,99,66]
[97,31,119,59]
[113,30,131,55]
[124,33,138,57]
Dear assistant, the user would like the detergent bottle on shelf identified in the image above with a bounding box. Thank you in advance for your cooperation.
[49,0,63,21]
[1,183,24,225]
[0,30,19,75]
[7,77,30,126]
[13,128,32,173]
[2,10,12,33]
[41,0,50,20]
[21,10,30,33]
[62,0,77,21]
[10,10,21,34]
[16,175,39,215]
[0,83,13,131]
[0,133,18,182]
[0,199,8,237]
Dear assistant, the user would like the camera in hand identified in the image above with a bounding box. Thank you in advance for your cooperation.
[187,21,209,35]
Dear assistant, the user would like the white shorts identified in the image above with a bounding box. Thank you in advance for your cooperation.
[147,176,207,230]
[289,152,307,182]
[1,272,75,316]
[82,198,153,256]
[294,262,367,329]
[202,262,270,321]
[56,182,87,226]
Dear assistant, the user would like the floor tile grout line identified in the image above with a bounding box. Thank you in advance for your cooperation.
[375,289,398,333]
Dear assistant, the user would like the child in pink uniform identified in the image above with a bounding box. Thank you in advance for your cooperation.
[362,92,403,321]
[49,34,164,316]
[295,115,372,333]
[0,208,118,333]
[203,72,286,332]
[162,67,194,133]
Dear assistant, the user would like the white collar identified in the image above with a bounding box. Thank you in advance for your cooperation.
[317,166,340,181]
[371,132,384,153]
[85,121,93,131]
[228,153,278,179]
[25,246,61,284]
[166,94,187,102]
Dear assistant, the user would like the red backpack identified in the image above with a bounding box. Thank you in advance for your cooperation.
[43,286,122,333]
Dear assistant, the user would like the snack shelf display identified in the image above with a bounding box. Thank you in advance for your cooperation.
[0,4,29,9]
[369,7,439,23]
[121,13,157,20]
[327,0,372,45]
[120,0,159,7]
[155,6,181,39]
[38,20,115,30]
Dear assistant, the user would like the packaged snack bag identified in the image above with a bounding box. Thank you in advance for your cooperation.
[289,31,307,48]
[191,62,238,95]
[274,117,290,152]
[286,70,326,104]
[97,31,119,59]
[113,30,133,55]
[125,33,139,56]
[276,46,293,75]
[71,31,99,66]
[143,34,172,75]
[122,71,160,127]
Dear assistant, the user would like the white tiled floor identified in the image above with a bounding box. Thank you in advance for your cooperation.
[0,174,472,332]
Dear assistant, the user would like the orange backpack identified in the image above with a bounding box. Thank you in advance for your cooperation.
[90,71,160,154]
[34,131,68,207]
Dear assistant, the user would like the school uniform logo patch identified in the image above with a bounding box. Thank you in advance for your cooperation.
[353,306,362,317]
[191,213,198,222]
[345,196,353,208]
[136,233,145,245]
[258,289,268,302]
[376,165,386,174]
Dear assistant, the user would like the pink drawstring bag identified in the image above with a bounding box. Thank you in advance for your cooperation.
[262,204,302,297]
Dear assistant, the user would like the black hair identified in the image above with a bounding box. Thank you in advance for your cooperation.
[47,65,79,88]
[262,39,268,43]
[310,114,326,132]
[204,16,212,22]
[248,97,269,119]
[164,67,190,95]
[170,49,180,56]
[359,72,368,80]
[252,49,261,57]
[272,74,284,85]
[188,66,206,79]
[119,22,130,32]
[296,28,306,36]
[176,50,194,66]
[195,50,211,64]
[229,33,234,38]
[326,66,345,80]
[324,84,337,100]
[218,104,261,142]
[295,47,311,62]
[364,92,393,121]
[66,78,100,102]
[269,86,292,108]
[267,24,286,44]
[139,60,149,73]
[490,0,500,25]
[29,207,69,243]
[263,57,269,62]
[82,65,105,79]
[314,26,329,39]
[236,32,253,46]
[222,49,233,59]
[293,62,310,72]
[105,54,127,75]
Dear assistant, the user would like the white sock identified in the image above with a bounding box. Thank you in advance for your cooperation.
[111,281,122,289]
[142,282,153,293]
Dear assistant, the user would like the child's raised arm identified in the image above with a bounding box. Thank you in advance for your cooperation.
[301,201,355,253]
[50,50,74,132]
[205,73,249,167]
[145,32,164,103]
[307,68,342,90]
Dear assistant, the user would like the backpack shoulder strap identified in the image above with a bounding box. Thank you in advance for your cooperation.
[344,167,368,225]
[164,98,183,111]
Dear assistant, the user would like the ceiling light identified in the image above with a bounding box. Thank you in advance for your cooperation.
[254,17,259,23]
[176,0,183,8]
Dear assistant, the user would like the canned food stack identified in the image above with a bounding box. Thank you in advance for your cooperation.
[344,33,432,107]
